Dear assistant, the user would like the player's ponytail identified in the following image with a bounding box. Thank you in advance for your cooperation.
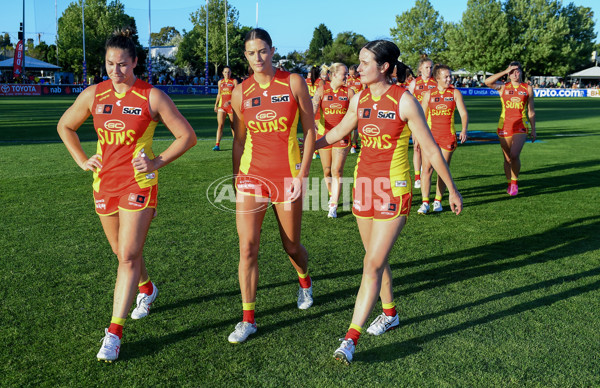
[106,27,137,60]
[362,40,399,83]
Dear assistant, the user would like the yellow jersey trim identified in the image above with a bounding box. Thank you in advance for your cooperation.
[275,80,289,87]
[244,84,256,96]
[114,91,126,99]
[132,90,148,101]
[95,89,112,98]
[386,95,398,105]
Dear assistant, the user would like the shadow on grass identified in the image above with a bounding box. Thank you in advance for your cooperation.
[124,215,599,361]
[458,161,600,202]
[361,269,600,363]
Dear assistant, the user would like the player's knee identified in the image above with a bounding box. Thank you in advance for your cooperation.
[239,241,259,262]
[363,256,385,277]
[283,242,303,259]
[117,250,142,267]
[323,167,331,177]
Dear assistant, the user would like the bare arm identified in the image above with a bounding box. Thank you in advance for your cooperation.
[401,92,462,214]
[57,85,101,171]
[485,65,519,90]
[289,73,316,201]
[454,89,469,143]
[231,83,246,177]
[527,84,536,142]
[311,83,323,117]
[214,80,222,112]
[408,78,416,94]
[132,88,197,173]
[315,91,360,150]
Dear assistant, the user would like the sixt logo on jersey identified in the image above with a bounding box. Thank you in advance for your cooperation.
[359,108,371,119]
[271,94,290,103]
[377,110,396,120]
[518,91,527,96]
[338,96,348,101]
[444,97,454,101]
[123,106,142,115]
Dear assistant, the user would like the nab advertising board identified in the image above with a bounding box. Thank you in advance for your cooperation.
[40,85,87,96]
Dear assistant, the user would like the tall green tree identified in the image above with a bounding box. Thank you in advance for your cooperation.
[504,0,569,75]
[177,0,245,78]
[562,3,597,72]
[151,26,181,46]
[445,0,511,74]
[306,24,333,65]
[390,0,446,69]
[322,31,368,66]
[57,0,145,78]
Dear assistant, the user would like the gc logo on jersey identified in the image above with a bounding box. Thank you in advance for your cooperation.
[377,110,396,120]
[271,94,290,103]
[123,106,142,115]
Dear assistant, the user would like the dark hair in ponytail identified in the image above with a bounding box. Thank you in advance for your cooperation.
[362,40,399,83]
[244,28,272,48]
[105,27,137,59]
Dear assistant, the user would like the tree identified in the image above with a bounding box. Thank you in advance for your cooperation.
[390,0,446,69]
[504,0,570,75]
[57,0,146,78]
[322,31,368,66]
[306,24,333,65]
[151,26,181,46]
[445,0,512,74]
[177,0,245,78]
[562,4,597,72]
[0,33,11,48]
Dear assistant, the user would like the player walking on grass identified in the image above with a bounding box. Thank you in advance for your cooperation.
[417,64,468,214]
[408,56,436,190]
[485,61,536,196]
[213,66,238,151]
[229,28,316,344]
[312,62,354,218]
[57,28,196,362]
[315,40,462,364]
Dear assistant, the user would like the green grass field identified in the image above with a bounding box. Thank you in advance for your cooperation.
[1,95,599,386]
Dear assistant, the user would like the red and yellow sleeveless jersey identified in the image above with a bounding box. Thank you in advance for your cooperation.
[347,75,363,93]
[306,78,318,97]
[413,76,437,102]
[499,82,530,131]
[355,85,412,197]
[319,85,350,131]
[218,78,235,107]
[239,70,302,180]
[426,87,457,137]
[91,79,159,195]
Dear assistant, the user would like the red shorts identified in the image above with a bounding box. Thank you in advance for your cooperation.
[236,173,294,204]
[93,184,158,216]
[352,178,412,220]
[433,134,457,152]
[218,104,233,115]
[497,126,528,138]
